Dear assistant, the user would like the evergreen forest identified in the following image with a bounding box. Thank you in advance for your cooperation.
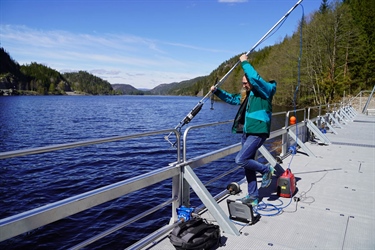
[0,0,373,106]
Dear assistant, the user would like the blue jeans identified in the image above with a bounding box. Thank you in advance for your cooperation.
[235,133,268,198]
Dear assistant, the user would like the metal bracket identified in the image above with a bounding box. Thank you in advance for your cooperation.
[335,111,347,125]
[328,113,343,129]
[340,108,353,122]
[306,120,331,145]
[183,165,240,236]
[346,107,355,118]
[258,145,277,167]
[288,129,316,157]
[319,116,338,135]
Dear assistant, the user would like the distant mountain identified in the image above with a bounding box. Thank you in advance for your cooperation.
[148,76,206,95]
[110,76,207,96]
[111,83,144,95]
[148,82,180,95]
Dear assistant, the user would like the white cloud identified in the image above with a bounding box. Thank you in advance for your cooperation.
[0,24,223,88]
[90,69,121,75]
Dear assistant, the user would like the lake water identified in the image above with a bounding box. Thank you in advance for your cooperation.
[0,95,287,249]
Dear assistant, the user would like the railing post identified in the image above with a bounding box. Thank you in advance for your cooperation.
[281,111,290,156]
[171,132,185,224]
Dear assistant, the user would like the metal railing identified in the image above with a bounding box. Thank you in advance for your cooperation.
[0,129,181,243]
[343,89,375,114]
[0,103,357,249]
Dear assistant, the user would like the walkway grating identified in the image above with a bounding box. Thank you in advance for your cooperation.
[331,142,375,148]
[148,113,375,250]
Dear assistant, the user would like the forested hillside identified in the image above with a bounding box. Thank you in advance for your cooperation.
[0,48,116,95]
[0,47,27,92]
[63,71,115,95]
[175,0,374,106]
[20,62,71,95]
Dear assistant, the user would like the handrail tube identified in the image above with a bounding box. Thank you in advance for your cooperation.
[183,144,241,170]
[285,108,306,129]
[286,108,306,114]
[0,128,180,160]
[344,90,371,108]
[126,220,183,250]
[182,111,289,162]
[203,165,242,188]
[0,138,244,243]
[0,132,243,243]
[70,198,177,250]
[270,128,287,138]
[183,120,233,161]
[0,165,181,241]
[192,125,289,193]
[273,111,287,116]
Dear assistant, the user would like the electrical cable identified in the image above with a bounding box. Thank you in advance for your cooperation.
[290,3,305,157]
[293,171,328,203]
[253,4,305,217]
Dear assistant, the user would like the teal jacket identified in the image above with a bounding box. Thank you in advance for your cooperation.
[214,61,277,137]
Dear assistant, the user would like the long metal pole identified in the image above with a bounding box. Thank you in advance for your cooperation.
[210,0,303,92]
[165,0,304,145]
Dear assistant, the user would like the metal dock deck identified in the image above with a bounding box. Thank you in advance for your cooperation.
[148,113,375,250]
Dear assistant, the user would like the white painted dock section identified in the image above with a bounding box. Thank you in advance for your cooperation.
[148,113,375,250]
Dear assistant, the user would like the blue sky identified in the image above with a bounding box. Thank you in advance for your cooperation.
[0,0,320,89]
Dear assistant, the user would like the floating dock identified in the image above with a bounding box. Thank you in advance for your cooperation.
[148,113,375,250]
